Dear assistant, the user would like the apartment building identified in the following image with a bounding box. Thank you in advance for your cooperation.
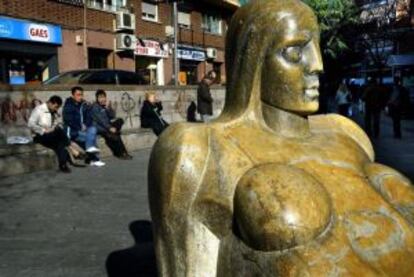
[0,0,239,85]
[352,0,414,83]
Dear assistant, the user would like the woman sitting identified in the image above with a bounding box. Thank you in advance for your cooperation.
[140,92,169,136]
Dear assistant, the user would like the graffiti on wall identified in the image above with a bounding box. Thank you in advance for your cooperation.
[1,97,42,125]
[0,88,213,128]
[121,92,138,127]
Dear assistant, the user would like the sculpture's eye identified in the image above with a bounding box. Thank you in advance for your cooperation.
[282,46,303,63]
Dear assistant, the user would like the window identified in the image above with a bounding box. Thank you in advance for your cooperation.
[202,14,222,35]
[178,12,191,29]
[142,2,158,22]
[88,0,104,9]
[88,48,110,69]
[87,0,126,12]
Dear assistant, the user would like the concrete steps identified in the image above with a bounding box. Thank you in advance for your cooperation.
[0,129,157,178]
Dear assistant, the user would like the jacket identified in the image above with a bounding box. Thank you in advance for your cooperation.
[140,100,165,128]
[197,80,213,115]
[28,103,60,135]
[90,103,115,133]
[62,97,91,139]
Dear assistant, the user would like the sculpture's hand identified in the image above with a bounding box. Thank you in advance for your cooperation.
[365,163,414,226]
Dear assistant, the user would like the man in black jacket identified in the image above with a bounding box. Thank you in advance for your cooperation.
[63,86,104,167]
[90,89,132,159]
[197,71,216,122]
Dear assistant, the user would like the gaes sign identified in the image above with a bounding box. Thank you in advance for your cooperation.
[0,16,62,45]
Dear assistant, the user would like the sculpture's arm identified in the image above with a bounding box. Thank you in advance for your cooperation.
[148,123,212,277]
[365,163,414,226]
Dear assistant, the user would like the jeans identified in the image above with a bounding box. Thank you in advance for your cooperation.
[75,126,98,149]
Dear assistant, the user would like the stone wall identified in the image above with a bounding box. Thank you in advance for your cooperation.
[0,85,226,143]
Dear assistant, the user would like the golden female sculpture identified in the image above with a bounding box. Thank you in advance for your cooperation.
[148,0,414,276]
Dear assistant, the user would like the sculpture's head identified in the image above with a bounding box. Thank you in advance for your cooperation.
[222,0,323,119]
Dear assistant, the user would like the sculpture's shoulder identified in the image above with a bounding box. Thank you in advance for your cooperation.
[149,122,210,182]
[152,122,210,154]
[309,113,374,161]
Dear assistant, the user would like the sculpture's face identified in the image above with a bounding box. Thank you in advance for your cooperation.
[261,12,323,115]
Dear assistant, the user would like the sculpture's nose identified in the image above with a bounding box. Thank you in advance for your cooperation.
[306,40,324,75]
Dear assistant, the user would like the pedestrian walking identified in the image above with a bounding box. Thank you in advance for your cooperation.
[362,78,383,138]
[140,92,169,136]
[90,89,132,160]
[63,86,105,167]
[197,71,216,122]
[335,83,351,117]
[387,77,410,139]
[28,96,71,173]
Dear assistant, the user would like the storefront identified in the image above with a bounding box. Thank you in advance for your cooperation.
[0,16,62,85]
[135,39,168,86]
[178,45,206,85]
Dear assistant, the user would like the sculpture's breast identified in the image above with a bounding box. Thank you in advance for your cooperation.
[234,163,332,252]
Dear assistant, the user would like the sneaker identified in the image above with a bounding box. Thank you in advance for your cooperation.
[90,160,106,167]
[86,146,100,153]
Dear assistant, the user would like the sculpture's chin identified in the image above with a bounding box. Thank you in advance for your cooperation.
[288,102,319,116]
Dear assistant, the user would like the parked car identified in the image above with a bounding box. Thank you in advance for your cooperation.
[43,69,148,85]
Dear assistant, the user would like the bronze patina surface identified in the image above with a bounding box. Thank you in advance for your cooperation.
[148,0,414,276]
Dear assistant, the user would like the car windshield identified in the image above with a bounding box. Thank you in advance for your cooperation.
[43,71,86,85]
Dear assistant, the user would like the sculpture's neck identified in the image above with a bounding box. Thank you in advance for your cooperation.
[262,102,311,138]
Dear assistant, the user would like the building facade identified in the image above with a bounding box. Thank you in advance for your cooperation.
[351,0,414,85]
[0,0,239,86]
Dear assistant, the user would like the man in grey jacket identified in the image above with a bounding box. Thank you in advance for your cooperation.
[90,89,132,159]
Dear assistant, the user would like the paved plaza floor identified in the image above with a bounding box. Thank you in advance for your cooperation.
[0,113,413,277]
[0,149,152,277]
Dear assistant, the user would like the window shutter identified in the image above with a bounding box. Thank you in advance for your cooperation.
[178,12,191,26]
[142,2,156,15]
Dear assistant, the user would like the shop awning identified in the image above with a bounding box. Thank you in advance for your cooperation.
[387,54,414,67]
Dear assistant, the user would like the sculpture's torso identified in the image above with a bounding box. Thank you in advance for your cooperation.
[187,118,414,276]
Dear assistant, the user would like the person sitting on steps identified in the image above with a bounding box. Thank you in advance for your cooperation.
[90,89,132,160]
[28,95,71,173]
[63,86,105,167]
[140,92,169,136]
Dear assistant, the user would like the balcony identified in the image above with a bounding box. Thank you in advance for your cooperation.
[86,0,126,13]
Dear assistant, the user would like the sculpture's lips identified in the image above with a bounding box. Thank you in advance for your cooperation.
[304,88,319,101]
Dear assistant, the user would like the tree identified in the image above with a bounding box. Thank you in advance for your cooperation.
[303,0,360,59]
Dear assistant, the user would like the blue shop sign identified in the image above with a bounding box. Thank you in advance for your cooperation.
[178,47,206,61]
[0,16,62,45]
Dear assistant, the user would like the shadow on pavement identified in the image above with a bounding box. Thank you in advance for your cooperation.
[106,220,157,277]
